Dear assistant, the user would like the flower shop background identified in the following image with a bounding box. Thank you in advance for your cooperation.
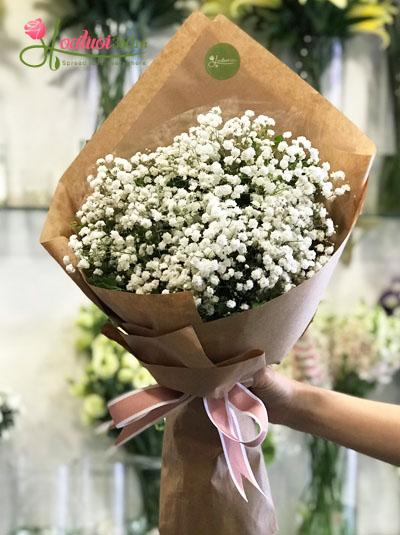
[0,1,399,534]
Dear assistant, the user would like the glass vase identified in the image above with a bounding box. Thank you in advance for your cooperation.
[133,456,162,534]
[121,425,164,532]
[284,37,344,102]
[9,455,146,535]
[298,437,358,535]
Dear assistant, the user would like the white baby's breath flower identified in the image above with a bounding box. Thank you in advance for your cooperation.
[68,107,349,320]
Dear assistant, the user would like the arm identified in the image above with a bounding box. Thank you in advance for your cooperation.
[252,367,400,466]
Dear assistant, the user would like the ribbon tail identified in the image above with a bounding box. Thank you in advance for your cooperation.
[228,406,267,499]
[204,387,269,500]
[114,398,185,447]
[218,429,249,502]
[108,385,191,448]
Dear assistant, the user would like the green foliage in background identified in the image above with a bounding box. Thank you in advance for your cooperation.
[71,304,163,527]
[379,11,400,215]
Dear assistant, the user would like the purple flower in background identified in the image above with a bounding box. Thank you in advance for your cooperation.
[379,278,400,316]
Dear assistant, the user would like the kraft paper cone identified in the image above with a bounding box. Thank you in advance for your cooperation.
[41,12,375,535]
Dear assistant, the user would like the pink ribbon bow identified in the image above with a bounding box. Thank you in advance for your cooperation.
[108,382,269,501]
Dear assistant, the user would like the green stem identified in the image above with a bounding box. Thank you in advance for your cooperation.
[298,437,352,535]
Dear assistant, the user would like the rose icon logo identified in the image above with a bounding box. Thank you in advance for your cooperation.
[24,18,46,40]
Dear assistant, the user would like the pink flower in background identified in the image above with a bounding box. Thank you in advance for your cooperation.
[24,18,46,40]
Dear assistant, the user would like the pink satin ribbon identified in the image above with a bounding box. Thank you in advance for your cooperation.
[108,382,269,501]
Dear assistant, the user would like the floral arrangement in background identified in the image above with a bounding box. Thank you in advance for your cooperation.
[71,305,159,449]
[63,107,349,320]
[201,0,398,89]
[0,388,21,441]
[71,304,162,529]
[295,302,400,391]
[288,301,400,534]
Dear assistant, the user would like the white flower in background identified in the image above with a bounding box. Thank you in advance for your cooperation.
[66,107,349,320]
[82,393,106,421]
[6,394,20,411]
[121,353,141,370]
[117,368,135,384]
[71,305,159,427]
[69,376,89,397]
[75,309,97,329]
[132,367,157,389]
[91,335,120,379]
[298,303,400,387]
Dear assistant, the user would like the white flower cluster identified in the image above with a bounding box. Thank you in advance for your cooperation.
[0,389,20,441]
[306,304,400,386]
[71,306,157,424]
[73,334,156,424]
[65,107,349,319]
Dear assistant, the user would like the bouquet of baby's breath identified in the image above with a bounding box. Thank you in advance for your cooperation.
[64,107,349,320]
[41,13,375,534]
[0,389,20,441]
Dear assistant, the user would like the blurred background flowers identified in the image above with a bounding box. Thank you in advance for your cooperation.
[0,0,399,534]
[286,301,400,534]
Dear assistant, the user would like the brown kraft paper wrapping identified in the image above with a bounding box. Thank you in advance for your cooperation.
[40,12,375,535]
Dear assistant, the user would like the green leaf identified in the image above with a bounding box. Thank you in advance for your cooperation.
[54,55,61,70]
[87,274,123,291]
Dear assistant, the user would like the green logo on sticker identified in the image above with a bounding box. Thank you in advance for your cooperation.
[205,43,240,80]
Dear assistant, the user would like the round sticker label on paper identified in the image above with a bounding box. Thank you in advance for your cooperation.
[205,43,240,80]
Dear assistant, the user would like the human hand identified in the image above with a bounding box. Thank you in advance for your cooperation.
[251,366,299,425]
